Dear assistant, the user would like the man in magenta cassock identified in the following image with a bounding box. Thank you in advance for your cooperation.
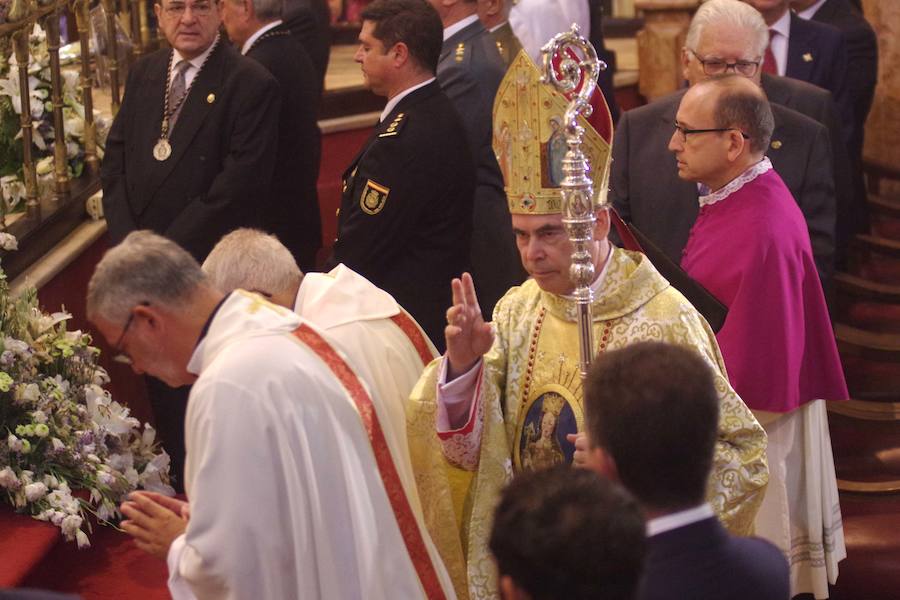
[672,74,849,597]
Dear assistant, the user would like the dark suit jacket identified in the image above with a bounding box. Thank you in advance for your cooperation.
[763,73,860,266]
[101,43,280,261]
[610,90,836,290]
[810,0,878,162]
[246,27,323,271]
[329,81,475,350]
[438,18,526,320]
[282,2,330,96]
[786,12,853,147]
[639,516,789,600]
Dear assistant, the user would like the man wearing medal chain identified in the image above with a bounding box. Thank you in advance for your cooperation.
[407,53,769,600]
[101,0,280,490]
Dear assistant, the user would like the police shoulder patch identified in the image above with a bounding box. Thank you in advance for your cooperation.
[361,179,390,215]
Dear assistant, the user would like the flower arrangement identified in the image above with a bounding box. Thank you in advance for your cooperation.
[0,22,106,215]
[0,238,173,547]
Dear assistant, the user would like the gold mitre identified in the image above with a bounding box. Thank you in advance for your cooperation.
[492,49,614,215]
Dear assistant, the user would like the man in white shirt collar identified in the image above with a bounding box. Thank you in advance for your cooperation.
[577,341,789,600]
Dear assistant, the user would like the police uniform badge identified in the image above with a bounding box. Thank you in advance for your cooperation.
[361,179,389,215]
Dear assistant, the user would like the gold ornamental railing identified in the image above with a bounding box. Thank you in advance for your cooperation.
[0,0,156,278]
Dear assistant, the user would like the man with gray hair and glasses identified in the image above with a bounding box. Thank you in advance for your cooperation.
[87,231,457,600]
[612,0,844,299]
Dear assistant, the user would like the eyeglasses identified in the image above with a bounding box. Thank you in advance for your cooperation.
[161,1,215,17]
[688,49,761,77]
[673,122,750,143]
[111,302,148,365]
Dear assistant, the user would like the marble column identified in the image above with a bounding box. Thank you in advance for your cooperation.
[635,0,699,101]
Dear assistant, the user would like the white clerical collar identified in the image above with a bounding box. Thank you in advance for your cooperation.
[443,14,479,41]
[770,9,791,41]
[698,157,772,208]
[646,503,715,538]
[380,77,435,122]
[241,20,283,55]
[795,0,828,20]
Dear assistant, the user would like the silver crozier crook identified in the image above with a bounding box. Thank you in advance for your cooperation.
[540,25,607,382]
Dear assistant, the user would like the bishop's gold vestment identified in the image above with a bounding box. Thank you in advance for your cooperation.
[408,248,769,600]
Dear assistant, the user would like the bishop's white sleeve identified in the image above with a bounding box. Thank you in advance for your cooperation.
[167,534,197,600]
[435,356,485,470]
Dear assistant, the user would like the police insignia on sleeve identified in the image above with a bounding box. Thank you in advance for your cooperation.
[361,179,389,214]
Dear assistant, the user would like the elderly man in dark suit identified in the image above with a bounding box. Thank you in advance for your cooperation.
[431,0,525,321]
[100,0,280,491]
[611,0,837,296]
[220,0,323,271]
[578,342,789,600]
[476,0,522,67]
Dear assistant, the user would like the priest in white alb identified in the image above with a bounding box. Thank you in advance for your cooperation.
[86,231,456,600]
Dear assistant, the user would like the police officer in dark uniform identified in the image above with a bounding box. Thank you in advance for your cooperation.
[328,0,475,351]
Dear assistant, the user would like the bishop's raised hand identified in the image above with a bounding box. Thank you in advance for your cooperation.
[445,272,495,379]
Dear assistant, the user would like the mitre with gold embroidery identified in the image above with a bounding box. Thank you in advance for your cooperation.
[492,49,614,215]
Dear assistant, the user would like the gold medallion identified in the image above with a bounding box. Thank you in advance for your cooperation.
[153,138,172,161]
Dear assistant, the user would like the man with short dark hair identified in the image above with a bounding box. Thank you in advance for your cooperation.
[673,74,849,598]
[581,342,789,600]
[489,466,645,600]
[88,231,455,599]
[329,0,475,350]
[220,0,322,271]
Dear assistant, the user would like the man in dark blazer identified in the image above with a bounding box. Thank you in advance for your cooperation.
[794,0,877,161]
[611,0,837,294]
[101,0,280,490]
[745,0,853,144]
[283,0,331,95]
[329,0,474,350]
[221,0,323,271]
[432,0,525,322]
[579,341,789,600]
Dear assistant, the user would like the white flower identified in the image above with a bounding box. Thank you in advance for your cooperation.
[33,423,50,438]
[96,501,115,522]
[15,383,40,405]
[0,467,19,489]
[51,437,65,451]
[61,514,83,538]
[42,474,59,488]
[31,409,47,424]
[75,530,90,549]
[0,232,17,251]
[7,434,23,453]
[24,482,48,502]
[96,470,115,487]
[35,156,54,176]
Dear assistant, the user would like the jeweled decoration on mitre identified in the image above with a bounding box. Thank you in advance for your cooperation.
[492,49,613,215]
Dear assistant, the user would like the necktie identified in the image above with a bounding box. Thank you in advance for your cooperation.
[168,59,191,130]
[762,29,778,75]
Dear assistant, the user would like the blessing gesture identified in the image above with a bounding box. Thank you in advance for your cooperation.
[445,273,495,379]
